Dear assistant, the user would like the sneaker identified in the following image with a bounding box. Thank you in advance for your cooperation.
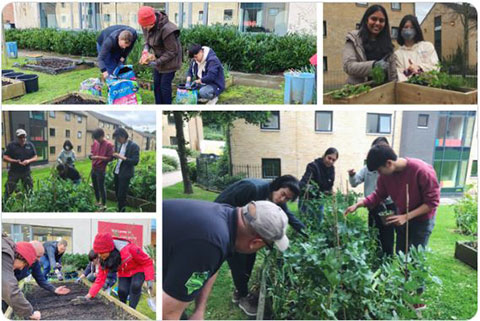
[232,290,241,304]
[238,293,258,317]
[413,303,426,311]
[206,97,218,105]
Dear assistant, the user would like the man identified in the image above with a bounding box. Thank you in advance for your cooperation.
[2,234,41,320]
[89,128,114,209]
[186,44,225,104]
[163,199,289,320]
[3,129,38,199]
[56,163,81,185]
[40,239,68,281]
[97,25,137,79]
[112,128,140,212]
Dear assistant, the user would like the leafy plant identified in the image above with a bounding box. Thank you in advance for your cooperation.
[144,244,156,270]
[370,65,386,85]
[62,253,89,271]
[331,84,371,99]
[162,155,179,172]
[452,185,478,237]
[407,68,469,91]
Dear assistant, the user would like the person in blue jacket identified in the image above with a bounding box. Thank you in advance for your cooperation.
[97,25,137,79]
[40,240,67,280]
[75,250,117,294]
[186,44,225,102]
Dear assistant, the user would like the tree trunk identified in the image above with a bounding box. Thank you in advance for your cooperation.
[174,112,193,194]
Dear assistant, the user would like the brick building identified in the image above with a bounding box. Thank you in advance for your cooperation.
[162,114,203,151]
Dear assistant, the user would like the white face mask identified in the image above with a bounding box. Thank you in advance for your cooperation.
[65,147,70,151]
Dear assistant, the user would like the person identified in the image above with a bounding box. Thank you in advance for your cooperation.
[343,5,397,84]
[137,6,182,104]
[89,128,114,209]
[112,128,140,212]
[57,140,76,167]
[211,176,305,316]
[77,233,154,310]
[186,44,225,104]
[163,199,289,320]
[56,163,81,185]
[40,239,68,281]
[97,25,137,79]
[299,147,339,222]
[3,129,38,199]
[75,250,117,295]
[394,15,439,82]
[348,137,396,256]
[2,234,41,320]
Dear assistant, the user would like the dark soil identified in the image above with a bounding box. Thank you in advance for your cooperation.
[2,81,11,86]
[20,282,137,320]
[53,95,104,104]
[36,58,74,69]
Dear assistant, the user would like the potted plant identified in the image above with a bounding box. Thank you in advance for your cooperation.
[453,185,477,269]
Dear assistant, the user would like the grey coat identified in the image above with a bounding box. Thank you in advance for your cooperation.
[342,30,397,84]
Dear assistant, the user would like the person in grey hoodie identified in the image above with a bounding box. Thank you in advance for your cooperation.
[342,5,397,84]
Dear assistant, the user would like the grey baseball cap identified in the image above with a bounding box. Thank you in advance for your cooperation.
[241,201,289,252]
[16,129,27,137]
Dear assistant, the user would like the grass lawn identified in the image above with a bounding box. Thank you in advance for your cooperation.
[218,85,284,104]
[163,183,477,320]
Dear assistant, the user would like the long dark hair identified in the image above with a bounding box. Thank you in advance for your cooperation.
[358,5,393,56]
[269,175,300,201]
[99,248,121,272]
[397,15,424,46]
[323,147,339,159]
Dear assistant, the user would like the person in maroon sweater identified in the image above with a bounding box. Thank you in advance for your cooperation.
[89,129,114,209]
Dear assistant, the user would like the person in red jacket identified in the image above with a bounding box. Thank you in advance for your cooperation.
[78,233,155,309]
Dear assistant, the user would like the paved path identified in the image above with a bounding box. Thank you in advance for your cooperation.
[163,170,182,187]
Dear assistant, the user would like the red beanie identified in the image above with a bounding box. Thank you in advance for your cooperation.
[138,6,156,27]
[16,242,37,267]
[93,233,115,254]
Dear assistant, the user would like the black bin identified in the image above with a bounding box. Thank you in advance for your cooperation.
[2,69,14,76]
[17,74,39,93]
[6,72,24,79]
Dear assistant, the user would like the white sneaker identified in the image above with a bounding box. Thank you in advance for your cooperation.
[206,97,218,105]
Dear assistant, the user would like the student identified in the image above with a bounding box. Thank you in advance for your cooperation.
[76,250,117,294]
[57,140,76,167]
[343,5,397,84]
[112,128,140,212]
[97,25,137,78]
[163,199,289,320]
[137,6,182,104]
[299,147,338,222]
[89,128,114,209]
[186,44,225,104]
[56,163,81,185]
[3,129,38,199]
[40,239,68,280]
[394,15,439,82]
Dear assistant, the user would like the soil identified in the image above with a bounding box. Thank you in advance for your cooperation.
[53,95,104,104]
[36,58,74,69]
[2,81,11,86]
[19,282,137,320]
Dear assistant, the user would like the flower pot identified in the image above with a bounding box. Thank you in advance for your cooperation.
[16,74,39,93]
[378,211,395,226]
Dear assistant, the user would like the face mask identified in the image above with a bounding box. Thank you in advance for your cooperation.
[401,29,416,40]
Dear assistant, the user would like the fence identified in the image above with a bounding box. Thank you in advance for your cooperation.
[323,70,347,92]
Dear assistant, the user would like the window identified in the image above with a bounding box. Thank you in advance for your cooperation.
[77,146,82,153]
[167,115,175,124]
[261,111,280,130]
[315,111,333,132]
[323,56,328,72]
[104,14,111,22]
[224,9,233,21]
[61,3,65,8]
[434,16,442,29]
[61,15,66,23]
[367,113,391,134]
[391,3,401,10]
[49,111,55,118]
[77,115,82,123]
[170,136,178,145]
[65,130,70,138]
[29,111,45,120]
[198,10,203,21]
[240,3,286,34]
[323,21,327,37]
[77,131,82,139]
[49,128,55,137]
[471,160,478,177]
[262,159,281,178]
[49,146,55,154]
[418,114,429,128]
[65,113,71,121]
[391,27,399,39]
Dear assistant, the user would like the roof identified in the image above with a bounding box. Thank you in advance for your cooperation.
[421,3,477,24]
[86,111,126,127]
[63,111,88,117]
[133,129,156,138]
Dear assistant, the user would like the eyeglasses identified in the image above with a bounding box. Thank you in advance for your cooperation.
[242,202,274,250]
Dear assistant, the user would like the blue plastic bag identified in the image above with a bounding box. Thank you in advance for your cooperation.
[112,64,136,80]
[175,83,198,104]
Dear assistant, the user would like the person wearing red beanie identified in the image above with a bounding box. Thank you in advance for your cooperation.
[93,233,115,254]
[137,6,182,104]
[15,242,37,267]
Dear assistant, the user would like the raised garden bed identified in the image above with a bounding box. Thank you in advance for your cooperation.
[22,57,94,75]
[106,189,156,212]
[42,92,106,104]
[454,241,477,269]
[324,81,395,104]
[2,76,26,100]
[138,76,234,95]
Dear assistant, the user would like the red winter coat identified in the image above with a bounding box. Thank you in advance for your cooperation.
[89,239,154,297]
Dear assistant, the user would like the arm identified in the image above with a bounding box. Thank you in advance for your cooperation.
[349,167,366,188]
[199,60,221,84]
[345,177,388,215]
[31,262,56,293]
[387,54,398,82]
[2,254,34,318]
[189,272,218,320]
[3,155,19,164]
[163,291,189,320]
[97,37,114,73]
[123,143,140,166]
[280,202,305,232]
[129,245,155,281]
[57,150,65,163]
[71,151,76,162]
[186,61,194,79]
[343,40,374,78]
[299,164,314,190]
[156,33,180,66]
[87,266,107,298]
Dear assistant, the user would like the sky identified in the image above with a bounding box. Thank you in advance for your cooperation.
[416,3,435,24]
[98,111,156,132]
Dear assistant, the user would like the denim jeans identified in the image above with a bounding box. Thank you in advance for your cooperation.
[96,43,122,75]
[153,69,175,104]
[199,85,216,99]
[40,256,51,279]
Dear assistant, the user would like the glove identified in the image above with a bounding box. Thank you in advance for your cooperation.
[75,277,82,284]
[146,280,154,291]
[373,59,389,71]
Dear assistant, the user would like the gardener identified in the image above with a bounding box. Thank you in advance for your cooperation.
[112,128,140,212]
[137,6,182,104]
[75,250,117,295]
[2,234,41,320]
[89,128,114,210]
[163,199,289,320]
[348,137,396,256]
[57,140,76,167]
[77,233,154,310]
[56,163,81,185]
[3,129,38,199]
[97,25,137,79]
[343,4,397,84]
[40,239,68,281]
[186,44,225,104]
[299,147,338,222]
[394,15,439,82]
[205,175,305,317]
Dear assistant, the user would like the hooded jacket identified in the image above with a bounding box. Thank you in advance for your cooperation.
[394,41,439,82]
[97,25,138,73]
[299,157,335,199]
[187,47,226,97]
[88,238,154,297]
[142,11,182,73]
[343,30,397,84]
[2,234,34,318]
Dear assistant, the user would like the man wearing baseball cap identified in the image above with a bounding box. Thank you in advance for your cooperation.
[163,199,289,320]
[3,129,37,199]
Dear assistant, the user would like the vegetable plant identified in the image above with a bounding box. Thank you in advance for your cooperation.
[407,69,468,91]
[331,84,371,99]
[370,65,386,85]
[452,185,478,237]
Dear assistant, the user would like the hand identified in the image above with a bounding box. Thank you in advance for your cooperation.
[71,295,90,305]
[54,269,60,274]
[145,54,156,63]
[55,262,61,269]
[75,276,82,284]
[30,311,41,320]
[102,71,109,79]
[139,50,149,64]
[373,59,388,70]
[188,310,205,320]
[194,79,202,84]
[120,57,125,63]
[386,214,408,226]
[344,204,358,216]
[146,280,154,291]
[90,155,98,160]
[348,169,356,177]
[55,286,70,295]
[112,152,119,158]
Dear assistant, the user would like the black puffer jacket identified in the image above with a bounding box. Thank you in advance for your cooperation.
[299,157,335,199]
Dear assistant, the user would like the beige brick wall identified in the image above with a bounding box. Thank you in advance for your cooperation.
[162,115,203,151]
[47,112,87,163]
[14,3,40,28]
[230,110,403,194]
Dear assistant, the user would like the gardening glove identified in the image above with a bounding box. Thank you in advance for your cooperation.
[373,58,389,71]
[75,277,82,284]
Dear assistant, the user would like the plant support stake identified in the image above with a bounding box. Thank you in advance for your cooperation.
[405,184,409,282]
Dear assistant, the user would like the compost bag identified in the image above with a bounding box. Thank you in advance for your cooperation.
[106,65,141,105]
[175,83,198,104]
[79,78,103,96]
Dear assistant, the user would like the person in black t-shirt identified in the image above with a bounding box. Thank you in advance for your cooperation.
[56,163,81,185]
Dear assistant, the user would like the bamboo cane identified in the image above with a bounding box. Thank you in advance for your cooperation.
[405,184,409,282]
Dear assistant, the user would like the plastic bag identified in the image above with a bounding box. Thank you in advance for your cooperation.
[112,64,136,80]
[106,77,141,105]
[175,88,198,104]
[79,78,103,96]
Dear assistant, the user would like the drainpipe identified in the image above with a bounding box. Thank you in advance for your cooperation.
[179,3,184,29]
[187,3,192,27]
[391,111,396,151]
[203,3,208,25]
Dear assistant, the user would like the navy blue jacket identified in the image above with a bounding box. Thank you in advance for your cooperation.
[97,25,138,72]
[214,179,305,232]
[15,261,56,293]
[84,262,117,281]
[43,241,65,270]
[187,48,225,97]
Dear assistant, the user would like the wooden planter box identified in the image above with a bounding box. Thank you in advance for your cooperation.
[2,77,26,100]
[41,92,106,104]
[396,82,477,104]
[324,81,395,104]
[106,189,156,212]
[454,241,477,269]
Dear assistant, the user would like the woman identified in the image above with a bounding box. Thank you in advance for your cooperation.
[343,5,396,84]
[80,233,154,309]
[57,140,76,167]
[394,15,439,82]
[299,148,338,222]
[137,6,182,104]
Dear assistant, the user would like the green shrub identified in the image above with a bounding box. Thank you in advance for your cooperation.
[163,155,179,170]
[163,163,176,173]
[62,253,89,271]
[453,185,478,236]
[188,161,197,183]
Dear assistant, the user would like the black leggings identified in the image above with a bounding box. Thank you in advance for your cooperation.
[91,169,106,205]
[118,272,145,309]
[226,252,257,297]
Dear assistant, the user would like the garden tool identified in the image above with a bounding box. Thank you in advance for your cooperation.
[55,269,64,281]
[70,296,90,305]
[146,281,156,312]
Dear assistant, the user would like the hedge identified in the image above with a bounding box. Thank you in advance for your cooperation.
[6,25,316,74]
